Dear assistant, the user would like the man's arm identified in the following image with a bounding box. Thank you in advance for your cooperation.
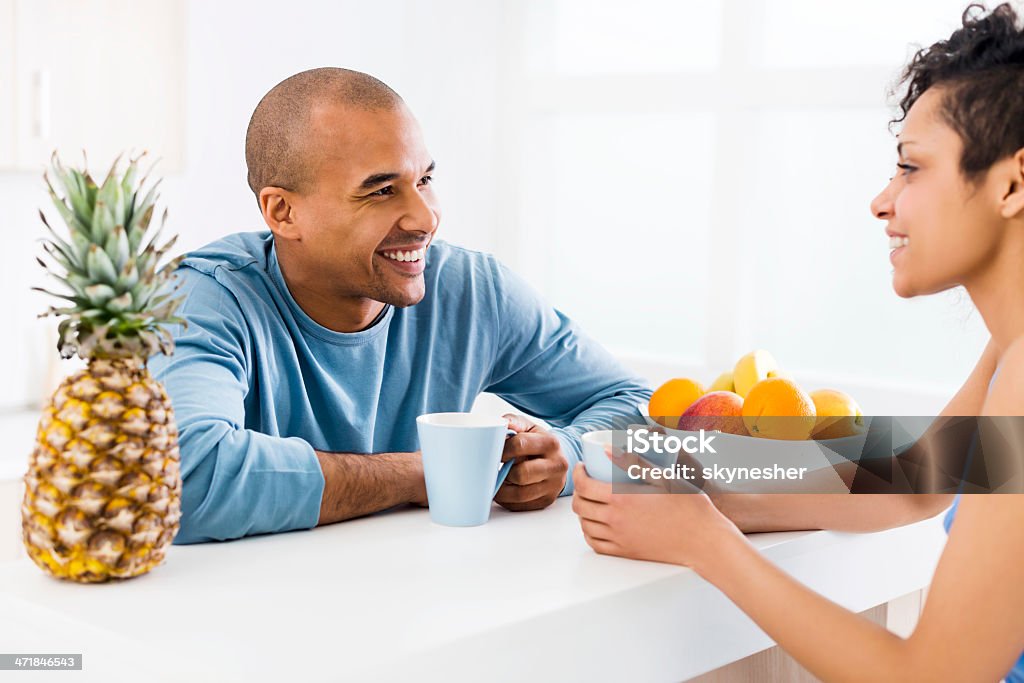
[712,337,1000,532]
[315,451,426,525]
[151,270,425,542]
[483,258,651,497]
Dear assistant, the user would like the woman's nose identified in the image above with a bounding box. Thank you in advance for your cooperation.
[871,181,895,220]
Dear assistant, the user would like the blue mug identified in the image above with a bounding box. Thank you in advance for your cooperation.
[416,413,516,527]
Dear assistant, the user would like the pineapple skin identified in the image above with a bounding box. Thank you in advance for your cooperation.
[22,358,182,583]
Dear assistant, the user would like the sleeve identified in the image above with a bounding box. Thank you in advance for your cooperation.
[147,267,325,544]
[482,259,653,495]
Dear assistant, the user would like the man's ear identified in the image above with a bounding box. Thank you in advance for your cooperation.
[259,187,300,240]
[1000,148,1024,220]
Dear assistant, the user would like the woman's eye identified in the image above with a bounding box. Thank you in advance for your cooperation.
[896,162,917,175]
[419,175,433,186]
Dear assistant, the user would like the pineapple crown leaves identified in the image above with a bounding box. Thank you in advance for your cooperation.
[34,151,187,361]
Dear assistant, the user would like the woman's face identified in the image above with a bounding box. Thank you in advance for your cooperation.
[870,87,1006,298]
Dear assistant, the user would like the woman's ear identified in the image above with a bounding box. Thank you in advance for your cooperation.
[999,148,1024,220]
[259,187,301,240]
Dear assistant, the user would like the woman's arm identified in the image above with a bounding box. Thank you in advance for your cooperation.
[714,491,951,532]
[571,341,1024,682]
[696,494,1024,682]
[711,338,1000,533]
[572,471,1024,681]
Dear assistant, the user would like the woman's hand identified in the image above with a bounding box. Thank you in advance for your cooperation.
[570,447,748,574]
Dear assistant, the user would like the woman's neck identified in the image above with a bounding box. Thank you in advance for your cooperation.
[965,229,1024,355]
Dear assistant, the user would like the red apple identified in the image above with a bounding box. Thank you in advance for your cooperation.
[677,391,747,435]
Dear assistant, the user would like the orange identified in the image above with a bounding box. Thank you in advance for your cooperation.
[741,378,817,440]
[649,378,705,428]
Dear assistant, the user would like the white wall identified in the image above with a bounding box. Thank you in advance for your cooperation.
[0,0,998,417]
[499,0,991,414]
[163,0,503,256]
[0,0,506,409]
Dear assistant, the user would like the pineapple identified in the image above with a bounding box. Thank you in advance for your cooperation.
[22,152,185,582]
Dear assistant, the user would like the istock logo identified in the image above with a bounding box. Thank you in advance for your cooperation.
[626,427,716,455]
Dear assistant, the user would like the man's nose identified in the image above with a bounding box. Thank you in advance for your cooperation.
[871,181,895,220]
[398,188,440,234]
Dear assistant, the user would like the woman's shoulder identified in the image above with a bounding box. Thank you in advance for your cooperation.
[1000,336,1024,366]
[983,336,1024,415]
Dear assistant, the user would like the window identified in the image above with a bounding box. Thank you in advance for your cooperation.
[499,0,989,409]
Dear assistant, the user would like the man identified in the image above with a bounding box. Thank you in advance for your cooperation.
[150,67,651,544]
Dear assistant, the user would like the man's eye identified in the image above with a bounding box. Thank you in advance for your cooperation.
[369,186,394,197]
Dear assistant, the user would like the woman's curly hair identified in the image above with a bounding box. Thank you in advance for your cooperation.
[893,2,1024,179]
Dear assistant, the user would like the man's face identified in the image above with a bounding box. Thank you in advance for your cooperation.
[288,102,440,308]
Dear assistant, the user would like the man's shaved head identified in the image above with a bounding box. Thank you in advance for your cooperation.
[245,67,403,199]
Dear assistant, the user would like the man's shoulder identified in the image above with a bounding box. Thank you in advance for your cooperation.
[171,231,275,317]
[425,239,541,310]
[426,239,503,289]
[427,239,495,268]
[181,230,272,278]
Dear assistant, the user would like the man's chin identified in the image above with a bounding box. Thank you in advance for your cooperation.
[390,295,425,308]
[381,285,426,308]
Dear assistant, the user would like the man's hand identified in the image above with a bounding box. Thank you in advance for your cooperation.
[495,413,568,512]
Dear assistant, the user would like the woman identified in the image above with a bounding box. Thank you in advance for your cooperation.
[572,4,1024,681]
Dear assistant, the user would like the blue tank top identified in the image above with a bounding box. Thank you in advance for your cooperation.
[944,363,1024,681]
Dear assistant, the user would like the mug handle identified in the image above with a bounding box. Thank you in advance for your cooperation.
[493,429,516,497]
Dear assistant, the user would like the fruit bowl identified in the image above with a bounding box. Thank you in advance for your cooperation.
[635,402,891,492]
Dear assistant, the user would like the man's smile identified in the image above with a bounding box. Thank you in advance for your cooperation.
[375,246,427,274]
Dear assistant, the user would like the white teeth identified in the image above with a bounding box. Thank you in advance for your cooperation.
[382,248,426,262]
[888,236,909,249]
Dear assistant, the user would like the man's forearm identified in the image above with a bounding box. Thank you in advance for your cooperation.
[714,493,954,533]
[315,451,427,525]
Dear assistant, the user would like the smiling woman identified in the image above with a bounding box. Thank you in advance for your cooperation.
[873,25,1024,300]
[572,3,1024,681]
[873,87,1011,299]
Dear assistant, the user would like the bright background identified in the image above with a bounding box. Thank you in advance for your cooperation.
[0,0,993,456]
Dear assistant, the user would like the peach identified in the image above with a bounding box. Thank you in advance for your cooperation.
[677,391,748,435]
[810,389,865,439]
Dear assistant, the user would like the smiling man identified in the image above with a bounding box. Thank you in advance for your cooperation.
[149,67,650,544]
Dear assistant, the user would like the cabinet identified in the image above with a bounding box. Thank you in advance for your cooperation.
[1,0,185,172]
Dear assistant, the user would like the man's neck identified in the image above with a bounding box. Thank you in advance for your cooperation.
[276,257,385,333]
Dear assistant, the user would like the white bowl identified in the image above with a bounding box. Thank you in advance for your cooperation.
[634,402,889,492]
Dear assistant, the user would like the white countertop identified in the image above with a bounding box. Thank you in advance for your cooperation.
[0,494,947,683]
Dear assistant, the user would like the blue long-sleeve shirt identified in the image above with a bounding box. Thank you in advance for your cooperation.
[148,231,651,544]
